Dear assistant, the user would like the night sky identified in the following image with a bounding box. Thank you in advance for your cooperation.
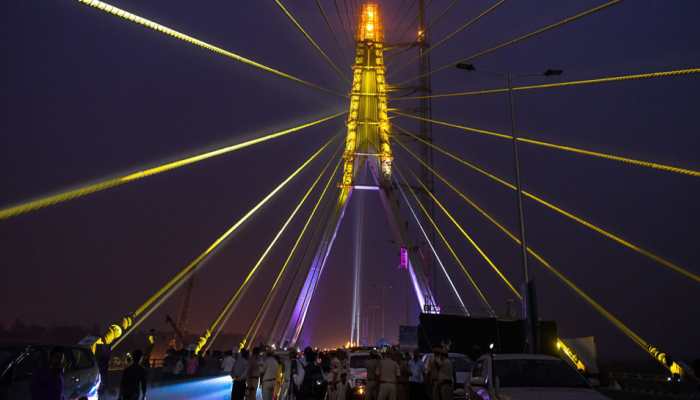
[1,1,698,363]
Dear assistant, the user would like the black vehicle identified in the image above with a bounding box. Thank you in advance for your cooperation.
[0,344,100,400]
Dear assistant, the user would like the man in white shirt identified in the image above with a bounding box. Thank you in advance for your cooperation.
[261,348,280,400]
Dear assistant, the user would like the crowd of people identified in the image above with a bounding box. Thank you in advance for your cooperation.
[111,344,455,400]
[29,342,700,400]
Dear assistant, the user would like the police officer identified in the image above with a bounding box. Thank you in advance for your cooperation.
[246,347,261,400]
[434,349,453,400]
[365,350,381,400]
[377,350,400,400]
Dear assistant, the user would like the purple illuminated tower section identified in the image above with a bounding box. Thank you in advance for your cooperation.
[282,191,352,345]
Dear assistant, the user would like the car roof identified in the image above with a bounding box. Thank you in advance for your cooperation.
[491,353,560,361]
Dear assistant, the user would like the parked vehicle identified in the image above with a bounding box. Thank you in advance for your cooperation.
[466,353,610,400]
[0,344,100,400]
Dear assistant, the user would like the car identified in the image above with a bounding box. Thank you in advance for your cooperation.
[0,344,100,400]
[348,351,370,385]
[466,353,610,400]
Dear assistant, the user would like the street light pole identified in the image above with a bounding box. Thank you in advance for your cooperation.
[455,64,562,353]
[507,73,537,354]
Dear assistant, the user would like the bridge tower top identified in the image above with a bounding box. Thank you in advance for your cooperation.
[357,3,383,43]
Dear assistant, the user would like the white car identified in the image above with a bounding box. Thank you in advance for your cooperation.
[348,351,370,388]
[466,353,610,400]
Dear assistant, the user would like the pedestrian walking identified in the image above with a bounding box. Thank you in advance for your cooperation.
[119,349,148,400]
[246,347,262,400]
[31,347,65,400]
[377,350,400,400]
[408,351,425,400]
[261,348,280,400]
[231,349,250,400]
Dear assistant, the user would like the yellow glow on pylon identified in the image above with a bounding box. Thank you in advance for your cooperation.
[342,3,391,188]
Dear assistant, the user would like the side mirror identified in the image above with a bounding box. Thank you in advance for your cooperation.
[469,376,486,387]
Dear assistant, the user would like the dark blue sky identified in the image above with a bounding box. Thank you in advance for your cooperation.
[1,0,698,363]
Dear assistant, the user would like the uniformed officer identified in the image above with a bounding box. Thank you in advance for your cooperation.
[377,350,400,400]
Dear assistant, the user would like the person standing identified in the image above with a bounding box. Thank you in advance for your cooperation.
[408,351,425,400]
[31,347,65,400]
[261,348,280,400]
[231,349,250,400]
[434,350,453,400]
[365,350,381,400]
[328,352,342,400]
[301,347,325,400]
[186,351,199,376]
[377,350,400,400]
[426,347,441,400]
[397,353,410,400]
[246,347,262,400]
[222,350,235,374]
[119,349,148,400]
[287,349,304,400]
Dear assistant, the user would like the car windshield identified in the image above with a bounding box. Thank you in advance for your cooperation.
[450,357,472,372]
[495,359,589,388]
[350,355,369,368]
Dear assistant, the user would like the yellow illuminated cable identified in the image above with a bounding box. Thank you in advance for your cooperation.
[522,190,700,284]
[0,112,345,221]
[396,0,622,86]
[393,126,700,284]
[400,164,521,298]
[109,136,336,350]
[517,137,700,178]
[393,110,512,139]
[392,111,700,178]
[76,0,342,97]
[273,0,349,84]
[394,137,682,374]
[246,157,342,347]
[197,143,341,353]
[394,164,495,315]
[133,137,336,318]
[391,68,700,100]
[392,0,506,77]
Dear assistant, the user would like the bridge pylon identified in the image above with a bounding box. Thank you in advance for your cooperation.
[280,3,439,348]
